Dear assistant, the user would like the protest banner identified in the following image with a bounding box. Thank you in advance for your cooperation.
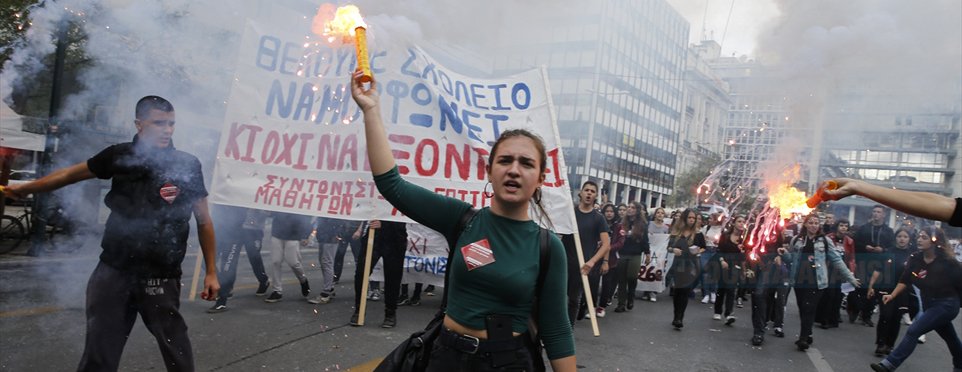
[637,233,672,293]
[210,19,574,232]
[210,16,576,288]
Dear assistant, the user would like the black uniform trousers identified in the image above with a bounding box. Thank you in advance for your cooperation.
[77,261,193,372]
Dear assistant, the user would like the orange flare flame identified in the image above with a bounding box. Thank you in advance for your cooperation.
[767,183,812,219]
[320,5,372,83]
[323,5,367,37]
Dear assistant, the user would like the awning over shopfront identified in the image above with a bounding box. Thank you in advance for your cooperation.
[0,104,45,152]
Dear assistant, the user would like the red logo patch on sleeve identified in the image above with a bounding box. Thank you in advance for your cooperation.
[461,239,496,271]
[159,182,180,204]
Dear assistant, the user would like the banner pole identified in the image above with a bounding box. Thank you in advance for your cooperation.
[539,66,600,337]
[357,226,376,326]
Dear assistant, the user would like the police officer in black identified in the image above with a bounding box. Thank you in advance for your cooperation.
[3,96,219,372]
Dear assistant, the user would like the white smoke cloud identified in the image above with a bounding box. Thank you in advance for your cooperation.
[757,0,961,115]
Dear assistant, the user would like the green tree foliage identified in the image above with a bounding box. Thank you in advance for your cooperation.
[0,0,34,67]
[1,0,91,117]
[669,155,720,208]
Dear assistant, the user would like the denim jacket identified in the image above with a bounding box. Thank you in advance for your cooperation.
[784,235,858,290]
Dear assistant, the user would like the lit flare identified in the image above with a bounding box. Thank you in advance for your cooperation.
[805,180,839,208]
[322,5,372,83]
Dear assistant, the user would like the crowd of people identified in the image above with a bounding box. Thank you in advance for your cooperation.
[203,174,962,367]
[4,78,962,371]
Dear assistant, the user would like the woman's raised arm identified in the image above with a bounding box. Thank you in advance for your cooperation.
[351,70,396,176]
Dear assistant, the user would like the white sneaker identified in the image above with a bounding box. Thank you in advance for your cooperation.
[596,307,606,318]
[918,334,926,344]
[710,293,717,304]
[902,313,913,325]
[650,296,657,302]
[702,295,711,304]
[713,313,723,320]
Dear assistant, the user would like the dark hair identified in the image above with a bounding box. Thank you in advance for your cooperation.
[725,214,747,232]
[651,207,666,221]
[621,201,646,239]
[894,228,913,247]
[487,129,551,227]
[918,225,953,260]
[670,208,701,237]
[719,214,747,245]
[136,95,174,119]
[581,181,598,191]
[601,203,618,224]
[836,218,850,227]
[872,204,886,212]
[799,213,823,237]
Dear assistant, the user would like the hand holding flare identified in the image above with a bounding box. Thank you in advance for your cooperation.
[806,180,839,208]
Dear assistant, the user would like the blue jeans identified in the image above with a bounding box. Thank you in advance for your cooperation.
[882,296,962,370]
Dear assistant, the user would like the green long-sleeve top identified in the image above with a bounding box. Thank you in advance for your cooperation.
[374,166,575,360]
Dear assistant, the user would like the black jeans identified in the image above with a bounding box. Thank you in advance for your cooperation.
[424,339,535,372]
[816,287,843,326]
[848,287,874,322]
[794,287,824,341]
[353,240,404,313]
[672,287,694,322]
[875,290,902,347]
[78,262,194,372]
[752,285,790,335]
[600,264,618,308]
[714,288,736,316]
[567,266,601,325]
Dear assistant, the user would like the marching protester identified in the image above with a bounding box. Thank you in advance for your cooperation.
[870,226,962,372]
[780,214,860,351]
[351,71,576,370]
[668,208,706,329]
[2,96,219,371]
[815,219,855,329]
[749,215,790,346]
[645,207,670,302]
[561,181,610,323]
[265,211,313,303]
[649,207,671,234]
[822,213,836,235]
[599,204,625,313]
[308,216,343,304]
[349,219,407,328]
[615,201,649,312]
[700,213,724,304]
[331,218,358,284]
[711,215,746,325]
[208,206,270,313]
[852,205,896,327]
[868,228,915,356]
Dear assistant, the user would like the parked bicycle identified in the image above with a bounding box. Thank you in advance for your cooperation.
[0,204,70,255]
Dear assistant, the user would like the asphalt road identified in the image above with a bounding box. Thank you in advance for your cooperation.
[1,239,957,371]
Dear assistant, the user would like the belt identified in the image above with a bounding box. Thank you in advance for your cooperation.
[438,328,526,355]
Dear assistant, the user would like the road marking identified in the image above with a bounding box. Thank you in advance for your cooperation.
[0,306,62,318]
[807,348,834,372]
[348,358,382,371]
